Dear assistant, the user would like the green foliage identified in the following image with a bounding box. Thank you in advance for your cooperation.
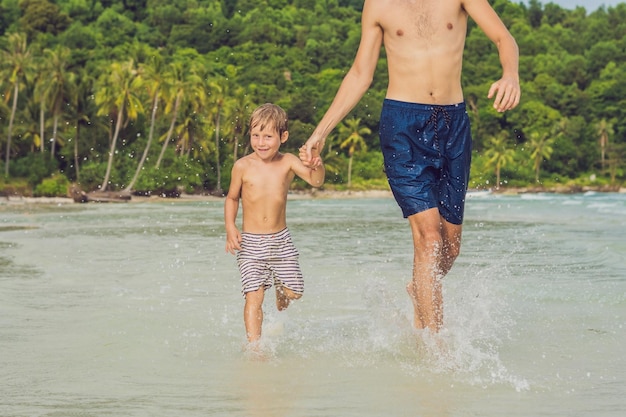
[10,153,57,186]
[0,2,14,34]
[0,177,32,196]
[352,150,385,181]
[19,0,72,39]
[1,0,626,196]
[133,157,210,196]
[78,162,111,191]
[57,22,98,60]
[94,8,137,47]
[58,0,104,23]
[33,173,69,196]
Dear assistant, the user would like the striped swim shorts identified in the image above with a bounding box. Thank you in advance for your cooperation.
[237,228,304,296]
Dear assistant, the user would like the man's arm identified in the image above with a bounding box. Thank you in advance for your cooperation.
[303,0,383,165]
[464,0,520,112]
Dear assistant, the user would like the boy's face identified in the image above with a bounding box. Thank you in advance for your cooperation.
[249,123,288,161]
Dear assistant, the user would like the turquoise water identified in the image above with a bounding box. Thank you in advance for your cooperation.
[1,192,624,416]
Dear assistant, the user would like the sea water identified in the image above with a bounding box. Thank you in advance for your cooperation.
[1,192,624,417]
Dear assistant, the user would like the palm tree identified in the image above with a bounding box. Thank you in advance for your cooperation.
[155,61,204,169]
[484,131,515,189]
[39,46,73,159]
[124,54,165,192]
[12,101,42,153]
[1,32,32,177]
[31,53,47,154]
[94,60,143,191]
[228,86,254,162]
[67,68,95,182]
[206,77,229,195]
[528,130,555,183]
[338,117,370,187]
[605,143,625,186]
[0,98,9,143]
[596,119,613,170]
[171,100,210,162]
[174,106,194,157]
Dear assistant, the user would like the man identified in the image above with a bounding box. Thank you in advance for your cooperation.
[301,0,520,332]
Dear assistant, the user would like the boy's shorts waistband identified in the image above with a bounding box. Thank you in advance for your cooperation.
[383,99,466,112]
[241,227,289,239]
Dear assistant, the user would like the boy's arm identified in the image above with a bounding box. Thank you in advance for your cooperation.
[464,0,520,112]
[224,162,243,254]
[289,153,325,188]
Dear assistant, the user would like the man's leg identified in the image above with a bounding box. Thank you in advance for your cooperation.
[406,209,462,332]
[243,288,265,342]
[439,217,463,276]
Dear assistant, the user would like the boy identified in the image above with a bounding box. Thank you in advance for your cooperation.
[224,103,325,344]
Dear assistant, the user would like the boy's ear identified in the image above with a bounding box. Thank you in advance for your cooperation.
[280,131,289,143]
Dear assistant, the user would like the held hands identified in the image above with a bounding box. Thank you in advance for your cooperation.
[299,136,324,168]
[488,75,521,112]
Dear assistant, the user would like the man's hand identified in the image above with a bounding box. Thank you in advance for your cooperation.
[300,136,325,168]
[488,76,521,112]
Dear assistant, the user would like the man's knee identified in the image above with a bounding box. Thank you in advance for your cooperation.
[411,227,444,253]
[408,209,442,240]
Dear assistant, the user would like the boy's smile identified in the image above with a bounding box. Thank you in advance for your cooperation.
[250,124,288,161]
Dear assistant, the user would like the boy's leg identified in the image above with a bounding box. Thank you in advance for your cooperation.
[406,208,461,332]
[273,256,304,311]
[243,288,265,342]
[275,285,302,311]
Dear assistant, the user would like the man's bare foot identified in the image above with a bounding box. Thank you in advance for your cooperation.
[406,282,423,329]
[275,285,290,311]
[243,340,268,361]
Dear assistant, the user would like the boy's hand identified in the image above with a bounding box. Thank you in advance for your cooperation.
[225,228,242,255]
[300,136,324,168]
[300,145,322,168]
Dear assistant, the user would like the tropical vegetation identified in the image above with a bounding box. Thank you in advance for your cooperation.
[1,0,625,197]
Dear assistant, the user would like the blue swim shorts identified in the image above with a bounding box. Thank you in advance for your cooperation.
[379,99,472,225]
[237,228,304,296]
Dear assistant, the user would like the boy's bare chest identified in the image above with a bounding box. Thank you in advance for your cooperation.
[243,166,291,194]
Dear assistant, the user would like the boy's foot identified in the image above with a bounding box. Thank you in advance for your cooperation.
[275,285,291,311]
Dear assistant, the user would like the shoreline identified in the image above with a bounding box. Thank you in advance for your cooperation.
[0,190,395,205]
[1,185,624,205]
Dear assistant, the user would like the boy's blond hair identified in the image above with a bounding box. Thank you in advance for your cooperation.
[249,103,288,136]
